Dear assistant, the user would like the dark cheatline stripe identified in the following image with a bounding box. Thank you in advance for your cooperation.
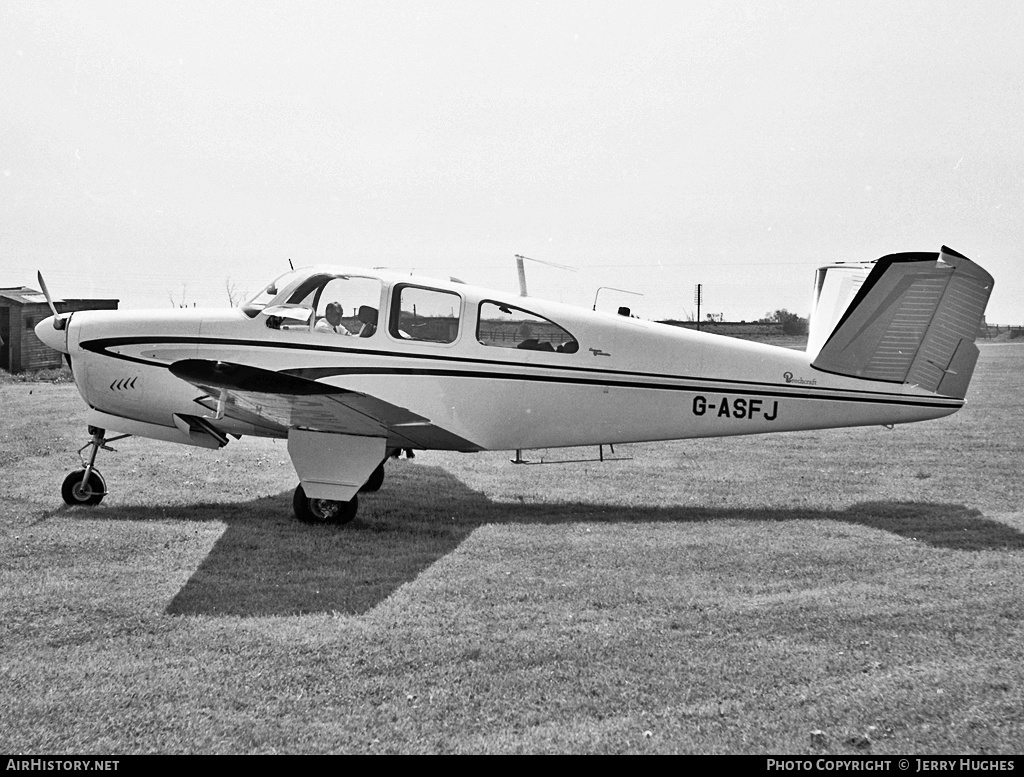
[81,335,962,410]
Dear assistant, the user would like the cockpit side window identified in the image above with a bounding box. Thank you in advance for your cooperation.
[311,276,382,337]
[477,301,579,354]
[389,285,461,344]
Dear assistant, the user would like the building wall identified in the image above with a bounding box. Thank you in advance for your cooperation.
[0,297,118,373]
[14,302,63,372]
[0,305,11,371]
[0,301,56,373]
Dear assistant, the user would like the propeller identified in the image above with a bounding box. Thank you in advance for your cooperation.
[34,272,72,363]
[37,271,67,330]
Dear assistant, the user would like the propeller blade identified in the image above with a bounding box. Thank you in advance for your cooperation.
[37,271,67,330]
[37,271,60,318]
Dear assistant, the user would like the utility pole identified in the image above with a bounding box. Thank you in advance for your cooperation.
[694,284,703,332]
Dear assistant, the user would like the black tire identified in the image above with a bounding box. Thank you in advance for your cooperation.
[61,469,106,506]
[292,484,358,525]
[359,462,385,493]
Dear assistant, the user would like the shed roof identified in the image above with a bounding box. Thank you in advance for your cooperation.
[0,287,60,305]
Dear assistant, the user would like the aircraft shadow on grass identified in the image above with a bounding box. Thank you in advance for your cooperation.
[55,463,1024,618]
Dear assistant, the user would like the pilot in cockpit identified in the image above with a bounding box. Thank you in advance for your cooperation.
[314,301,352,335]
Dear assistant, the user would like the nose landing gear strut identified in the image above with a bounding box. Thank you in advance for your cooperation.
[60,426,129,507]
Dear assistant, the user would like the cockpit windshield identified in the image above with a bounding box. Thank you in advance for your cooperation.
[241,268,308,317]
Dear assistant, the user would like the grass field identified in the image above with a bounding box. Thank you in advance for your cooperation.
[1,344,1022,754]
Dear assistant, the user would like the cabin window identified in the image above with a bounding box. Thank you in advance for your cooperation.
[390,285,461,344]
[476,301,579,353]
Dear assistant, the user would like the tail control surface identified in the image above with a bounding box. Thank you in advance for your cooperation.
[811,246,994,398]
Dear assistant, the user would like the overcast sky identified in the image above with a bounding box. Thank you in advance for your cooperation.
[2,0,1021,323]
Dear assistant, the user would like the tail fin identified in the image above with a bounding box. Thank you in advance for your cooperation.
[810,246,994,398]
[806,263,871,360]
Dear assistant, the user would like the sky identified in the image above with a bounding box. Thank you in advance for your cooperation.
[2,0,1022,324]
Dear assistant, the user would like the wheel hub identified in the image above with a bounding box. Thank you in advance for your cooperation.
[311,499,340,519]
[72,481,95,500]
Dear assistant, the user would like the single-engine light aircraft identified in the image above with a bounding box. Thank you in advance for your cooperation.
[35,246,993,524]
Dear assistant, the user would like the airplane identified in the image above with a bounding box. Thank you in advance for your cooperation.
[33,245,993,525]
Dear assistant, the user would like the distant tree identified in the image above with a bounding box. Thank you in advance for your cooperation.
[225,278,247,307]
[168,283,194,308]
[768,308,808,336]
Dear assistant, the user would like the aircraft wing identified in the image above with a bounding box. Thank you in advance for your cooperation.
[168,359,482,451]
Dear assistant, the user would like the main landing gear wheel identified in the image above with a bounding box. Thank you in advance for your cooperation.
[61,469,107,506]
[292,484,358,525]
[359,462,385,493]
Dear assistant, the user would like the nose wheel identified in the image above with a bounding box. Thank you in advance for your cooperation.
[61,427,128,507]
[61,469,107,506]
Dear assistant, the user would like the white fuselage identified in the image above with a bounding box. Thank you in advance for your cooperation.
[51,268,963,453]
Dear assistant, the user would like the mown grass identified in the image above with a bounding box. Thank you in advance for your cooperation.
[0,365,74,386]
[0,345,1022,754]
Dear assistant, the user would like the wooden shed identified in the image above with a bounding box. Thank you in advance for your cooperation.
[0,287,119,373]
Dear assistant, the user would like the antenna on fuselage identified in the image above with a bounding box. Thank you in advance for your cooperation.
[288,258,294,270]
[514,254,577,297]
[593,286,643,312]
